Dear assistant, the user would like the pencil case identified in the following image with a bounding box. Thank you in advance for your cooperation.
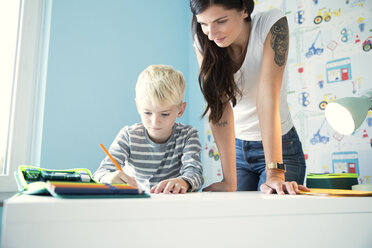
[14,165,149,198]
[306,173,359,190]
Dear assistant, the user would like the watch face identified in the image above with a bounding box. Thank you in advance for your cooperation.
[278,163,286,171]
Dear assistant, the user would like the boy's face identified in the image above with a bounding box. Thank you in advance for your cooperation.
[136,98,186,143]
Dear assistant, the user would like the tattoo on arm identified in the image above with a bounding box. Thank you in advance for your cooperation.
[270,17,289,67]
[216,120,228,127]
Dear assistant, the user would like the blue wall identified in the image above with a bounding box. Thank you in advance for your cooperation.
[40,0,203,173]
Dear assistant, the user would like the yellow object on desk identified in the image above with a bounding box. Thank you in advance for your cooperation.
[300,188,372,197]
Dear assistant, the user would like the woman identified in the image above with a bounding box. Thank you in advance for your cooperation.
[190,0,309,194]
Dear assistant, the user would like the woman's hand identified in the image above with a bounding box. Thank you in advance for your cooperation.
[100,170,137,187]
[260,170,309,195]
[202,179,237,192]
[150,178,189,194]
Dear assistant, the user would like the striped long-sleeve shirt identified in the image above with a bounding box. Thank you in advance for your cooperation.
[93,123,203,192]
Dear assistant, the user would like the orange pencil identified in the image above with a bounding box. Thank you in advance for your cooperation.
[99,143,125,173]
[99,143,140,189]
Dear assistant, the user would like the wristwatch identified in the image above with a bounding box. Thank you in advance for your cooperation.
[266,162,286,172]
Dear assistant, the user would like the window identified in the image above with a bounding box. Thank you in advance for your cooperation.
[0,1,20,176]
[0,0,48,192]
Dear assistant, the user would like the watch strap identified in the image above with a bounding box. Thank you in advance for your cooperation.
[266,162,286,172]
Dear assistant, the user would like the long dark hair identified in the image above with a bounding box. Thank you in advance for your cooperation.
[190,0,254,124]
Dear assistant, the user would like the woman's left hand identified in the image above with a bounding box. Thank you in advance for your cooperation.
[260,170,309,195]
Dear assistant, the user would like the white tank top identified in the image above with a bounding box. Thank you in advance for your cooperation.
[193,8,294,141]
[232,8,293,141]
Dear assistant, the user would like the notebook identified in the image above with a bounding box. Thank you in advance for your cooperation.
[300,188,372,197]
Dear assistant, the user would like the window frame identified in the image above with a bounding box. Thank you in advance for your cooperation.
[0,0,48,192]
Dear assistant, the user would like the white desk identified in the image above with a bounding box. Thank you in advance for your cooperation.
[1,192,372,248]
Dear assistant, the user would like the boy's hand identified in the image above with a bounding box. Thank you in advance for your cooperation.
[100,171,137,187]
[150,178,189,194]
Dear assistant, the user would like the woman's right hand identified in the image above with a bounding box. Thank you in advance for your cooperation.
[202,180,237,192]
[100,170,137,187]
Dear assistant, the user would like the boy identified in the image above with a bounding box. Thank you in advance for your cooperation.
[93,65,204,193]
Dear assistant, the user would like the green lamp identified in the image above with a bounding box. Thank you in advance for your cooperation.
[325,90,372,135]
[325,89,372,192]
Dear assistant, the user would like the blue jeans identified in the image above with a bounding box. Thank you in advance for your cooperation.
[236,127,306,191]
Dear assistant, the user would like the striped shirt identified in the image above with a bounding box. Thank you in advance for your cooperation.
[93,123,203,192]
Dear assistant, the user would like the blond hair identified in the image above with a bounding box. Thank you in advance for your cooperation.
[136,65,185,107]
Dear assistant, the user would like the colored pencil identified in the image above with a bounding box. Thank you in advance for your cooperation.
[99,143,125,173]
[100,143,142,191]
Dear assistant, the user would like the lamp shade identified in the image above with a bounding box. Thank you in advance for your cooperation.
[325,92,372,135]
